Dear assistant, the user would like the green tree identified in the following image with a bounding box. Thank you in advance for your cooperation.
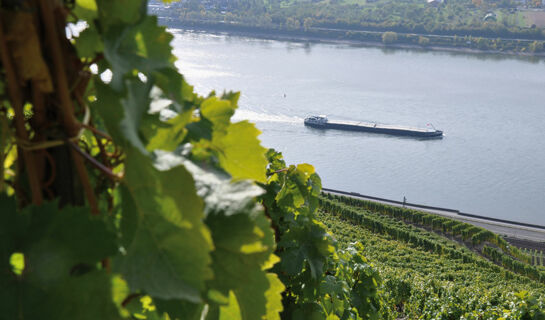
[285,17,301,30]
[303,17,313,31]
[382,31,398,44]
[418,36,430,46]
[529,40,544,52]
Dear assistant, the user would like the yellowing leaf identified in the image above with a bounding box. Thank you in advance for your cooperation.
[78,0,98,10]
[264,274,284,320]
[296,163,315,175]
[9,252,24,275]
[74,0,98,21]
[219,291,242,320]
[262,254,281,271]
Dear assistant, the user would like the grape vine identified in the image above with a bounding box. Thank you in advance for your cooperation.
[317,199,545,319]
[0,1,380,319]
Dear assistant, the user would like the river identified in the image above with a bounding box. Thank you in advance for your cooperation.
[169,29,545,225]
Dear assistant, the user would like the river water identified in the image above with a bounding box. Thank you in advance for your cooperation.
[170,29,545,225]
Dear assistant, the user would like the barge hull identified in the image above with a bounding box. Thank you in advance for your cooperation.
[304,122,442,138]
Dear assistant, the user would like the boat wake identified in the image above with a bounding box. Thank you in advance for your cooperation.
[232,109,303,124]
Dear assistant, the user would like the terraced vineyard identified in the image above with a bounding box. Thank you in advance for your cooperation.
[523,248,545,266]
[317,194,545,319]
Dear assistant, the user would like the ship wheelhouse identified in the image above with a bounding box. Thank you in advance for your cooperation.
[305,115,328,125]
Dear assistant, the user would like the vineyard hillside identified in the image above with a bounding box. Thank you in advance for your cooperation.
[318,194,545,319]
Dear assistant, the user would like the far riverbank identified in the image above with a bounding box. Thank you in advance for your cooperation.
[160,18,545,60]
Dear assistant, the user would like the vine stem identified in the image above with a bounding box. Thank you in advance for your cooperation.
[37,0,79,136]
[266,168,288,176]
[82,123,113,141]
[74,96,113,174]
[31,81,48,187]
[0,18,43,205]
[38,0,99,214]
[67,140,122,182]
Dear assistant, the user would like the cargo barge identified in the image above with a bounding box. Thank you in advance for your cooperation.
[304,115,443,138]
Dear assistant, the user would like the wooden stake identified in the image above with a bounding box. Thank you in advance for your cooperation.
[38,0,99,214]
[0,18,43,205]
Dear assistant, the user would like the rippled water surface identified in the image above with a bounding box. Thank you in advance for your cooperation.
[170,29,545,225]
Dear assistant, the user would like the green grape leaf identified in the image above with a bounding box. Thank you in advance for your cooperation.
[320,275,344,298]
[275,163,321,217]
[119,79,153,152]
[188,94,268,182]
[0,198,117,283]
[0,195,24,262]
[117,210,208,302]
[96,0,146,27]
[26,206,118,279]
[1,269,121,320]
[154,151,265,218]
[278,221,334,279]
[185,117,213,142]
[0,196,120,320]
[94,81,130,146]
[103,16,175,90]
[95,79,151,154]
[44,271,121,320]
[163,153,281,319]
[95,79,193,155]
[116,149,213,302]
[75,26,103,59]
[74,0,98,22]
[119,186,138,249]
[201,97,236,136]
[275,165,306,210]
[204,194,277,319]
[152,68,197,111]
[154,298,205,320]
[142,112,190,152]
[290,302,325,320]
[213,121,268,183]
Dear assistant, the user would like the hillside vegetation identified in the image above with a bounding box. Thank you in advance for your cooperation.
[170,0,543,35]
[156,0,545,53]
[318,194,545,319]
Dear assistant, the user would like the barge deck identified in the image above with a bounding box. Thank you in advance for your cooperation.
[304,115,443,138]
